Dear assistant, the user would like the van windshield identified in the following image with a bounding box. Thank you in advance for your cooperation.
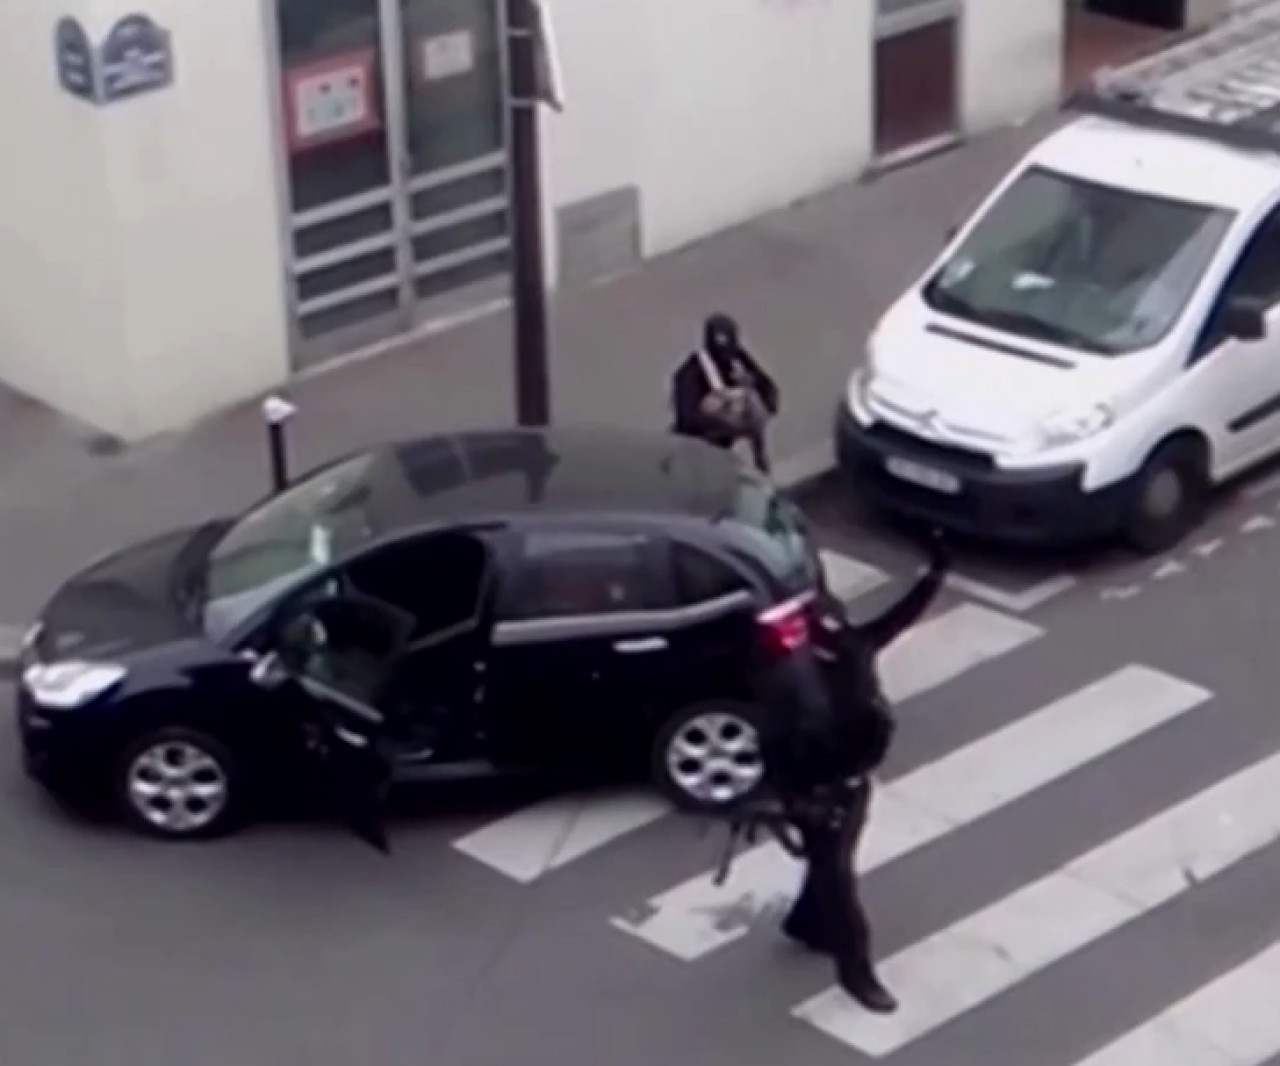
[922,166,1234,356]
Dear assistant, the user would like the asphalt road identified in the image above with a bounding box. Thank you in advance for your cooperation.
[6,477,1280,1066]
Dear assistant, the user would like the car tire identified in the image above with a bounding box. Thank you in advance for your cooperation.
[114,726,244,841]
[651,701,769,815]
[1121,439,1209,556]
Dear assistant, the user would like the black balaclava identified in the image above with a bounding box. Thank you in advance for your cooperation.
[703,313,740,359]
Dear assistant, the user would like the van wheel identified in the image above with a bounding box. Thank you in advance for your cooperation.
[114,727,244,841]
[1121,439,1208,556]
[651,701,768,814]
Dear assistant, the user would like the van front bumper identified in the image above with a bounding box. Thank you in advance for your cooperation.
[834,404,1128,544]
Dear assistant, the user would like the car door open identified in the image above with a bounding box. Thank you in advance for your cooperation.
[252,592,416,852]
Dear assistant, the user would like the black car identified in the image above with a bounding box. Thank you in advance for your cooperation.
[16,427,824,846]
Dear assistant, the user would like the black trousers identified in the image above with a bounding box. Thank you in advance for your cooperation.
[782,778,879,994]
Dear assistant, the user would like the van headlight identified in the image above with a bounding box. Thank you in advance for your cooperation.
[848,367,875,418]
[1037,403,1114,450]
[22,661,126,709]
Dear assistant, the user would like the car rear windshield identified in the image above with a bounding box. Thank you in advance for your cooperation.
[718,473,816,592]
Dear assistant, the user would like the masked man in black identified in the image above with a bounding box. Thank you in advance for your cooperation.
[758,528,950,1013]
[671,313,780,473]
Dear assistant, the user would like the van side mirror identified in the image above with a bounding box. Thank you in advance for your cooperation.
[1222,296,1267,342]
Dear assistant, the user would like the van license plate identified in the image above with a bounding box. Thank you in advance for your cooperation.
[884,457,961,494]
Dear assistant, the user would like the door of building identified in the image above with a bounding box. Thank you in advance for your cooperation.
[873,0,959,163]
[275,0,511,369]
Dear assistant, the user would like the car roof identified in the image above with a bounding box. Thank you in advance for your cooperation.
[317,426,752,539]
[1028,116,1280,215]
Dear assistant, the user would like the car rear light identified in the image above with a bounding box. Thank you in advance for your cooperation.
[757,594,811,654]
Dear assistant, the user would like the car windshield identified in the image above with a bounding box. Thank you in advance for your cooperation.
[720,472,815,589]
[200,454,381,640]
[922,166,1234,355]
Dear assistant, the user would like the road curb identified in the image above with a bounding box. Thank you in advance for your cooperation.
[774,440,836,497]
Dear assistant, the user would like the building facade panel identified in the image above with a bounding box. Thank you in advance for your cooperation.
[0,0,1245,439]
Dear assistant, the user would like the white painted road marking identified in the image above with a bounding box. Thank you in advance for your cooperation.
[879,603,1041,703]
[945,573,1077,613]
[1069,938,1280,1066]
[452,791,670,883]
[452,604,1036,885]
[819,550,887,602]
[611,664,1203,961]
[792,743,1280,1056]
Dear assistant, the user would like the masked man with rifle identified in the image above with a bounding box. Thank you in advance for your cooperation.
[725,527,950,1013]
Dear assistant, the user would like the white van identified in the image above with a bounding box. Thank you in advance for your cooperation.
[836,18,1280,554]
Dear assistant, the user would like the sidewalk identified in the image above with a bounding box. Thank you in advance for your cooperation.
[0,116,1054,627]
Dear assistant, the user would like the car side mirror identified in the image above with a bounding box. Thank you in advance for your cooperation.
[1222,296,1267,342]
[249,649,290,689]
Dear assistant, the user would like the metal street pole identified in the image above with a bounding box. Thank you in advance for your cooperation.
[505,0,551,427]
[261,394,298,493]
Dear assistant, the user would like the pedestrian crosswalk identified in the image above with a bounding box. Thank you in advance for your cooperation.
[795,745,1280,1054]
[613,665,1208,962]
[452,789,669,883]
[438,547,1280,1066]
[1072,938,1280,1066]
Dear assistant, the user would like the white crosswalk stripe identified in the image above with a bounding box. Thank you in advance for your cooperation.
[440,541,1280,1066]
[610,664,1205,960]
[1070,938,1280,1066]
[451,557,1039,883]
[452,790,671,883]
[793,747,1280,1053]
[818,550,887,602]
[608,600,1042,957]
[877,602,1041,702]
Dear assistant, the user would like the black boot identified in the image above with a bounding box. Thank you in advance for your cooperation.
[838,965,898,1014]
[782,909,830,954]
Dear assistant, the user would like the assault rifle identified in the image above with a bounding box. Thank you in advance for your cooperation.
[711,779,868,886]
[711,794,807,887]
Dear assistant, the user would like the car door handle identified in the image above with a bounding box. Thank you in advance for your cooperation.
[613,636,667,654]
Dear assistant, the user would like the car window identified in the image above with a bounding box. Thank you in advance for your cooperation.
[278,596,414,706]
[346,532,488,636]
[922,166,1235,356]
[716,472,815,592]
[1195,207,1280,357]
[201,454,380,639]
[672,543,749,605]
[1220,214,1280,307]
[502,530,659,620]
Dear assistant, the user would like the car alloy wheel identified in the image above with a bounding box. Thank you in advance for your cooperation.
[117,727,238,840]
[654,703,766,813]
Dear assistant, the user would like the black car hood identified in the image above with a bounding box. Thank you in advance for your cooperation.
[38,523,223,661]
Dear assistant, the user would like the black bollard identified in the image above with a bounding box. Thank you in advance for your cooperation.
[262,395,298,493]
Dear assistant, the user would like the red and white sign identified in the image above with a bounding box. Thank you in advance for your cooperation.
[283,48,381,154]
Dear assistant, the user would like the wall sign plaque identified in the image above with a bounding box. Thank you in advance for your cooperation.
[54,17,96,101]
[53,12,175,105]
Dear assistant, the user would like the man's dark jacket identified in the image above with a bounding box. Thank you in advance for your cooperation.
[671,314,780,446]
[761,533,950,792]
